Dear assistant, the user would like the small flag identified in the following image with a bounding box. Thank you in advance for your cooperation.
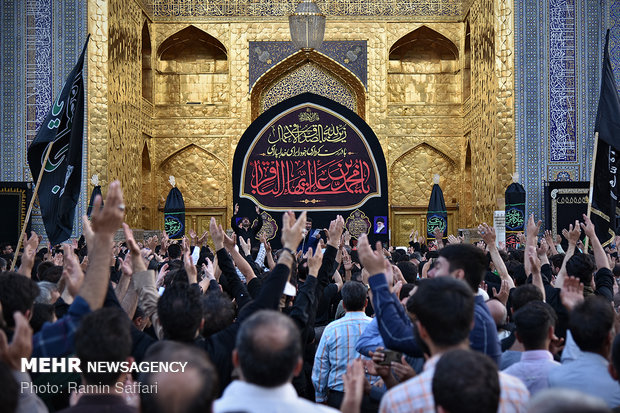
[427,174,447,240]
[27,36,89,245]
[505,176,526,248]
[164,177,185,240]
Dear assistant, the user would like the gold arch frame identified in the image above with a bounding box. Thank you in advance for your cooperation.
[250,49,366,121]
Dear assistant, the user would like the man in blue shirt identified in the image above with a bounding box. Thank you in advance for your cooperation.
[365,239,502,364]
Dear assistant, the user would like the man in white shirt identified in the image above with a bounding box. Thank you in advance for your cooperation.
[214,310,339,413]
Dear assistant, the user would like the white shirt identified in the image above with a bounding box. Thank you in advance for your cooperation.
[214,380,339,413]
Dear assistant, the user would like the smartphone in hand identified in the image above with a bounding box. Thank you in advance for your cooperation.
[378,349,402,366]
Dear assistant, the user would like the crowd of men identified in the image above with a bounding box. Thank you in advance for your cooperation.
[1,180,620,413]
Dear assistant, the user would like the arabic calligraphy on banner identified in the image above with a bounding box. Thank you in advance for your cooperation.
[241,104,380,210]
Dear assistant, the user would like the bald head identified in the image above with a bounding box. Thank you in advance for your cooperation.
[235,310,301,387]
[486,299,507,329]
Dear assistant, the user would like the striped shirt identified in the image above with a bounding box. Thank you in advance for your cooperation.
[312,311,373,402]
[380,354,530,413]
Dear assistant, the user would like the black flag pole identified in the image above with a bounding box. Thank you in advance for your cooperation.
[10,141,55,271]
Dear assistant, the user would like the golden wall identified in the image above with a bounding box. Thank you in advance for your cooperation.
[87,0,515,244]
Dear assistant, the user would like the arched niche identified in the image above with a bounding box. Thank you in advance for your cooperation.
[388,26,460,104]
[141,140,154,229]
[462,138,473,227]
[158,144,228,207]
[142,21,152,102]
[463,21,471,101]
[251,50,366,121]
[390,143,458,206]
[155,26,228,105]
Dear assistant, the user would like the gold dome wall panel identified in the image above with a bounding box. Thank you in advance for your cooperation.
[158,144,228,208]
[390,143,460,207]
[86,1,515,240]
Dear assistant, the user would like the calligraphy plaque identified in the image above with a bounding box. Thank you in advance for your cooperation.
[233,93,389,248]
[240,103,380,211]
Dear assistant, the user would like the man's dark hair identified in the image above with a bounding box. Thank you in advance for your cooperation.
[168,243,182,260]
[75,308,131,386]
[612,333,620,380]
[201,292,235,337]
[0,257,6,272]
[341,281,367,312]
[407,277,474,347]
[0,362,18,413]
[566,253,596,286]
[162,267,189,288]
[158,282,203,342]
[432,349,500,413]
[36,261,54,282]
[569,296,615,354]
[0,272,40,327]
[40,265,63,283]
[140,341,218,413]
[510,284,544,312]
[297,258,309,281]
[439,244,487,292]
[399,283,416,301]
[30,303,55,333]
[306,217,312,223]
[550,254,565,270]
[236,310,301,387]
[397,261,418,283]
[513,301,557,350]
[506,260,527,286]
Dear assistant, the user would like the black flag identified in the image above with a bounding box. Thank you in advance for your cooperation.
[27,36,89,245]
[591,30,620,247]
[86,185,102,217]
[427,182,447,241]
[164,187,185,240]
[505,182,526,248]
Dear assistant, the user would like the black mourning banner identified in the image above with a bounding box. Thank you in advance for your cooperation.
[427,184,447,240]
[232,93,389,248]
[505,182,526,248]
[591,30,620,247]
[544,181,589,251]
[0,183,32,246]
[164,187,185,240]
[86,185,102,217]
[26,36,88,245]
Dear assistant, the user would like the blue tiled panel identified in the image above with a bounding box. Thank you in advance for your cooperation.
[249,41,367,90]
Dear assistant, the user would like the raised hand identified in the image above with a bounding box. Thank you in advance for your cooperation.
[580,213,596,239]
[357,234,387,277]
[62,244,85,297]
[90,180,125,237]
[478,223,496,248]
[281,211,307,251]
[189,229,197,242]
[234,203,239,215]
[198,231,209,246]
[307,247,323,277]
[492,279,510,306]
[326,215,345,248]
[122,223,146,273]
[209,217,225,251]
[0,312,32,370]
[239,237,251,256]
[564,220,581,245]
[17,231,39,277]
[560,276,584,311]
[447,234,461,245]
[526,214,542,240]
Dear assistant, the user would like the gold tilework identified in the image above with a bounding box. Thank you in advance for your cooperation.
[87,0,515,242]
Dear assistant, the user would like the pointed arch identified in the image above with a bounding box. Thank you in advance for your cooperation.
[390,142,459,207]
[389,25,459,61]
[250,50,366,120]
[463,21,471,100]
[142,21,153,102]
[391,142,457,170]
[159,144,227,169]
[157,25,227,61]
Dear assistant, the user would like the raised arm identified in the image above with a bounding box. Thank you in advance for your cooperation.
[478,223,514,289]
[524,214,542,277]
[555,220,580,289]
[581,214,610,271]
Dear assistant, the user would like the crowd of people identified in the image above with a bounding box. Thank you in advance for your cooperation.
[1,180,620,413]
